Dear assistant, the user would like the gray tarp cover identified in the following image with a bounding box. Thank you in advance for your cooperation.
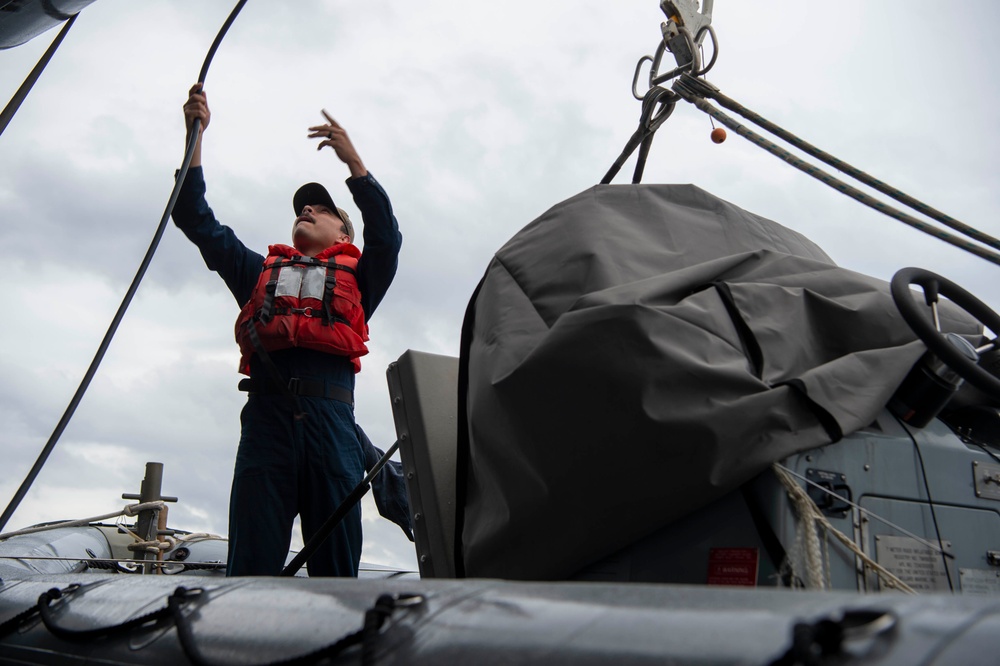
[463,184,978,580]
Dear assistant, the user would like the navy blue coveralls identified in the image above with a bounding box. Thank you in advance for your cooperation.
[172,166,402,576]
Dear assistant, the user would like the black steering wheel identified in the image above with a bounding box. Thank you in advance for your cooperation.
[891,267,1000,398]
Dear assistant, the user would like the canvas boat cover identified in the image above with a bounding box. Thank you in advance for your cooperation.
[459,184,980,581]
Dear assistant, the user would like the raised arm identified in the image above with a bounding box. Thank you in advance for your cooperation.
[173,84,263,306]
[308,111,401,319]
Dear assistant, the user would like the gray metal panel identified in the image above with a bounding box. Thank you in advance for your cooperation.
[974,460,1000,501]
[386,350,459,579]
[862,500,999,593]
[757,411,1000,592]
[573,488,779,586]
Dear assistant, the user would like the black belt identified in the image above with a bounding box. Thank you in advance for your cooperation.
[238,377,353,406]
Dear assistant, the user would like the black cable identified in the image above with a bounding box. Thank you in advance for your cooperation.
[281,439,401,577]
[0,0,249,533]
[631,131,656,184]
[0,14,77,140]
[602,87,676,184]
[892,412,955,592]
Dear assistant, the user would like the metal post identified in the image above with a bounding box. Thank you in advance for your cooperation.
[123,462,177,574]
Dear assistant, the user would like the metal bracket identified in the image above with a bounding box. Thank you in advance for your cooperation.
[806,468,852,517]
[973,460,1000,501]
[660,0,714,71]
[660,0,714,40]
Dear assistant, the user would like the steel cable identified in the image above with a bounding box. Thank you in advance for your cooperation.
[676,88,1000,267]
[701,83,1000,252]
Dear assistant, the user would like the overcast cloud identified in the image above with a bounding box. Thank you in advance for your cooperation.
[0,0,997,570]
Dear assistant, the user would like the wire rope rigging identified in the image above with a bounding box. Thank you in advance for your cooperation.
[604,0,1000,268]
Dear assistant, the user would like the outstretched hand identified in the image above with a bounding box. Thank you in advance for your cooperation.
[309,111,368,178]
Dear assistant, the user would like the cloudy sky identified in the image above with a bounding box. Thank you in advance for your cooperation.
[0,1,997,571]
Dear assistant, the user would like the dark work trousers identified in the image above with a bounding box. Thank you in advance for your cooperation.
[226,391,365,576]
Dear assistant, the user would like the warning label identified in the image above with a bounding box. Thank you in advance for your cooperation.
[707,547,759,586]
[875,535,952,591]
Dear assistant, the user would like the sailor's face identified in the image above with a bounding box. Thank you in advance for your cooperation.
[292,204,349,254]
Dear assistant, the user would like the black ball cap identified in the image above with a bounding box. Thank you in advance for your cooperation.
[293,182,337,217]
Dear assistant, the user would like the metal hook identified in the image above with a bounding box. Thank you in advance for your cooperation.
[632,56,653,102]
[632,55,654,101]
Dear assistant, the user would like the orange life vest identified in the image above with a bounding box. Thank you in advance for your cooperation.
[235,243,369,375]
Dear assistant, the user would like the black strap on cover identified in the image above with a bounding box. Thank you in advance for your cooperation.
[712,282,764,380]
[170,588,420,666]
[36,585,200,642]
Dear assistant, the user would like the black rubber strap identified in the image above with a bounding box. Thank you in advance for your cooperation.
[268,306,350,326]
[322,268,338,326]
[282,255,358,275]
[326,262,357,276]
[37,585,199,642]
[259,257,285,322]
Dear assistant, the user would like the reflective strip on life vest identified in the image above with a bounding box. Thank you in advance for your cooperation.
[276,264,328,301]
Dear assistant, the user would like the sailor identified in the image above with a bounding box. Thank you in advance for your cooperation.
[172,84,402,576]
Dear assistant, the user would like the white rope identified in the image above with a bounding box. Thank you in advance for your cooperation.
[0,501,166,541]
[823,529,833,591]
[774,463,951,557]
[771,463,916,595]
[175,532,226,542]
[127,541,169,553]
[117,523,172,553]
[782,468,826,590]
